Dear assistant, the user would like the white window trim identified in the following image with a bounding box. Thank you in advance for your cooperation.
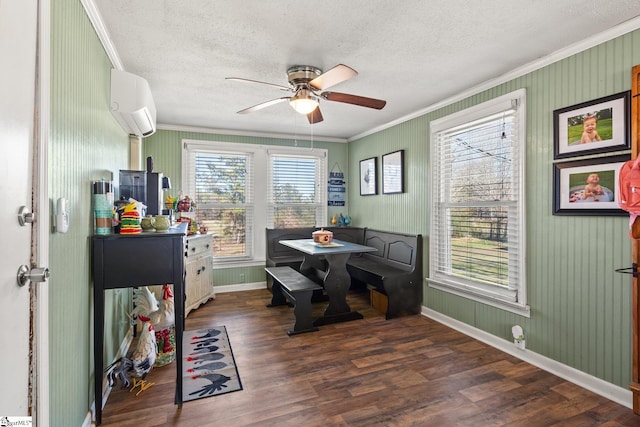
[428,89,530,317]
[182,139,328,267]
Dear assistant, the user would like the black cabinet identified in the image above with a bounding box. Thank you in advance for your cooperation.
[91,223,187,425]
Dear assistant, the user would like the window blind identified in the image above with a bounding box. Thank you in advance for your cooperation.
[190,150,254,259]
[430,89,526,310]
[268,153,326,228]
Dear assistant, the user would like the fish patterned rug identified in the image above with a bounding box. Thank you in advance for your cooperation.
[182,326,243,402]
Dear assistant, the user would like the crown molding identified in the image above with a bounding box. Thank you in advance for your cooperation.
[157,123,347,143]
[81,0,123,70]
[350,15,640,141]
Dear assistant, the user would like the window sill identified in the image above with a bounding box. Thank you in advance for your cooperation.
[427,277,530,318]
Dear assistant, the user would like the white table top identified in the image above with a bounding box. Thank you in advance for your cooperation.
[279,238,377,256]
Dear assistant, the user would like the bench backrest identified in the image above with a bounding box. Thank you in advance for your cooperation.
[328,227,365,245]
[362,229,422,272]
[266,227,316,260]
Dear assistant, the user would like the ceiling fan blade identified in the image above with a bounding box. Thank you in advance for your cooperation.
[226,77,290,91]
[321,91,386,110]
[307,106,323,124]
[237,97,290,114]
[308,64,357,90]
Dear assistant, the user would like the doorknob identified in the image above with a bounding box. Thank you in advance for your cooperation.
[17,265,50,287]
[18,206,34,226]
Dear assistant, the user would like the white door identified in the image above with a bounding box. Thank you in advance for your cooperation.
[0,0,47,420]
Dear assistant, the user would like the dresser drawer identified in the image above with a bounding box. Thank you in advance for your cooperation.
[185,234,213,258]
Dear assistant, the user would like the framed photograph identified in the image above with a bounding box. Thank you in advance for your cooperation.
[553,91,630,159]
[553,154,629,216]
[382,150,404,194]
[359,157,377,196]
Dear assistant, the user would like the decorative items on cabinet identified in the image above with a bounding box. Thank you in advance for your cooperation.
[185,233,215,316]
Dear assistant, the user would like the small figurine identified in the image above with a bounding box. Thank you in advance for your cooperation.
[119,201,142,234]
[177,196,195,212]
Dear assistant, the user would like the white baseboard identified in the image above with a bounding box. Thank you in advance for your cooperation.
[214,281,266,293]
[87,325,134,426]
[422,306,632,409]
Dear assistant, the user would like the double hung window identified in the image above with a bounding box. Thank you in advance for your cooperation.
[183,140,327,264]
[428,89,529,316]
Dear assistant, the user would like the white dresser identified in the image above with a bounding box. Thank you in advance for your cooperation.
[185,233,215,316]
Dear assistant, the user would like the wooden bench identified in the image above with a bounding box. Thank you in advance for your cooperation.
[265,266,323,335]
[346,229,423,319]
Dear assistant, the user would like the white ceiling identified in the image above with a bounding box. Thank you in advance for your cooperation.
[89,0,640,141]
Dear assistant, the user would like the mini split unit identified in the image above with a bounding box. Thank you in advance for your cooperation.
[110,69,157,137]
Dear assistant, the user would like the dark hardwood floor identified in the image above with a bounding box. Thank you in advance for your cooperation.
[98,288,640,426]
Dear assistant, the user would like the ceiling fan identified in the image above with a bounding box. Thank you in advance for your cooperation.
[226,64,386,124]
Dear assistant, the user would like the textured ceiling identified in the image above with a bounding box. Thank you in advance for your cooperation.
[90,0,640,140]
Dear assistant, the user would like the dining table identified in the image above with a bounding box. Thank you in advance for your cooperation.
[278,238,377,325]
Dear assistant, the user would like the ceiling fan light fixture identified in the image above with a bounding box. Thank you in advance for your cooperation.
[289,89,319,115]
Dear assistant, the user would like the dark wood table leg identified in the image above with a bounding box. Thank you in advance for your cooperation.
[313,252,363,326]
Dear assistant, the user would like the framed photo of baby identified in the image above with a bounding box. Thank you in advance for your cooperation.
[553,91,630,160]
[553,154,629,216]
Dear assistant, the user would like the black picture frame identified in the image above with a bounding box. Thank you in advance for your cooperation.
[553,154,629,216]
[553,91,630,160]
[359,157,377,196]
[382,150,404,194]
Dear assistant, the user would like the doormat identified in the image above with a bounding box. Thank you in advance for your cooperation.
[183,326,243,402]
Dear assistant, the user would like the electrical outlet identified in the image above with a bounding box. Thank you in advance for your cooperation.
[239,273,245,282]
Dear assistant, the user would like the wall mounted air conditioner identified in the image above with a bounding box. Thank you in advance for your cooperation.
[110,69,157,137]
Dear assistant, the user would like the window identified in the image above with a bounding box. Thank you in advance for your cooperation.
[183,140,327,265]
[428,89,529,316]
[191,150,253,259]
[268,154,325,228]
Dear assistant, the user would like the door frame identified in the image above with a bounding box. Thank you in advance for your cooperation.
[34,0,50,423]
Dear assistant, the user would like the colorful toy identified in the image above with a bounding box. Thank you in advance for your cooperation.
[119,202,142,234]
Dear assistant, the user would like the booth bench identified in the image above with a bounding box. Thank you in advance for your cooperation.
[346,229,423,319]
[265,227,422,320]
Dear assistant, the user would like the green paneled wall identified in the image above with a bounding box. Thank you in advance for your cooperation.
[143,130,348,213]
[48,3,640,425]
[50,0,131,425]
[142,130,349,290]
[143,130,350,289]
[213,265,267,286]
[349,30,640,389]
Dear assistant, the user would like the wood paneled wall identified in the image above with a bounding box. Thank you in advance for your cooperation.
[49,0,131,425]
[349,30,640,392]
